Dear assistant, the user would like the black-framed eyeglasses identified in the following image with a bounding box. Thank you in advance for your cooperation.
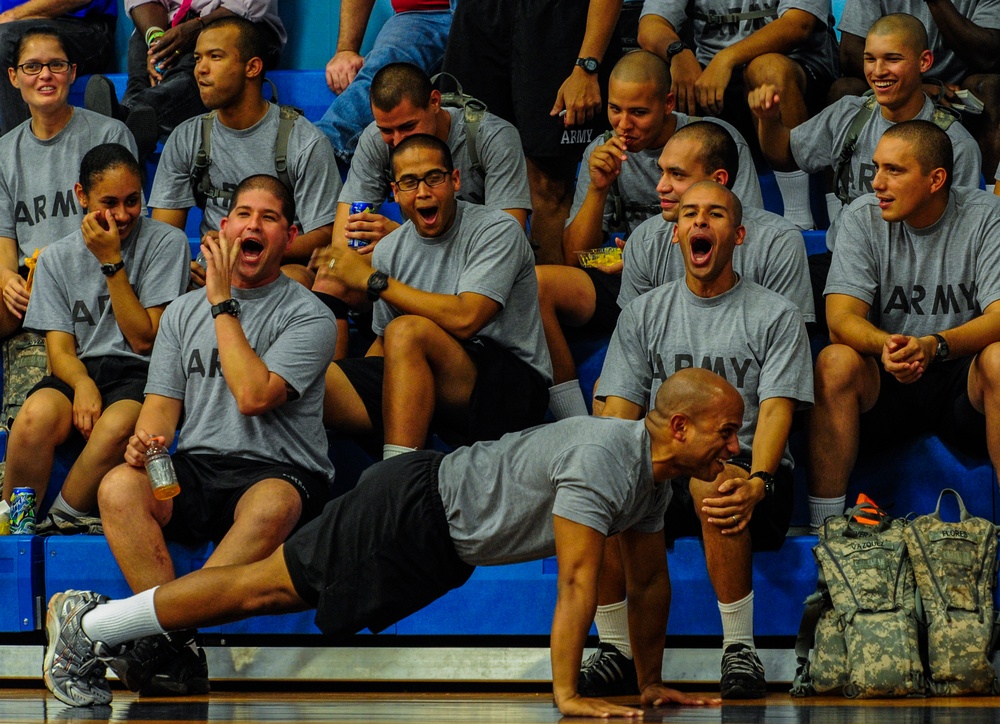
[393,169,450,192]
[17,60,71,75]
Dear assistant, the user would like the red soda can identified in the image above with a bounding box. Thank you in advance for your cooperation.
[10,487,36,535]
[348,202,375,249]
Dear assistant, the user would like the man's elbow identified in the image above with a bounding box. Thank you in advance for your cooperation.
[234,390,284,417]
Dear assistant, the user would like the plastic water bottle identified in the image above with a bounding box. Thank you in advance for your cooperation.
[145,437,180,501]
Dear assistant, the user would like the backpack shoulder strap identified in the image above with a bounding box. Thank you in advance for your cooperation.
[833,91,877,206]
[192,111,218,209]
[274,104,302,192]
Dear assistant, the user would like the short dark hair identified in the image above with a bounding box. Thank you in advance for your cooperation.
[390,134,454,179]
[79,144,142,195]
[881,119,954,191]
[14,26,72,67]
[869,13,929,53]
[370,63,434,113]
[672,121,739,189]
[231,174,296,224]
[611,50,671,96]
[202,16,265,64]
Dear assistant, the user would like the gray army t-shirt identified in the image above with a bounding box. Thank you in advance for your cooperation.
[150,104,340,236]
[438,416,669,566]
[146,274,337,482]
[599,278,813,469]
[0,109,138,261]
[826,187,1000,338]
[25,216,190,362]
[618,205,815,321]
[372,201,552,383]
[790,95,983,205]
[341,107,532,212]
[838,0,1000,84]
[641,0,837,75]
[566,112,764,235]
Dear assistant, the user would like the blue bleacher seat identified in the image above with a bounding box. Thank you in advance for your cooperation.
[0,535,43,631]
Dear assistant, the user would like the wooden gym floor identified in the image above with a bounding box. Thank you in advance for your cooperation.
[3,690,1000,723]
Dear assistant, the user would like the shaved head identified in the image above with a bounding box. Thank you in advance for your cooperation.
[610,50,671,96]
[868,13,929,53]
[648,368,743,429]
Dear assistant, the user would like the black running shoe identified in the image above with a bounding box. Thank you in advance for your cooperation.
[107,630,209,696]
[577,642,639,697]
[720,643,766,699]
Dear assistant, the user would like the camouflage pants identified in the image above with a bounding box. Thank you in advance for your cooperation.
[2,330,47,431]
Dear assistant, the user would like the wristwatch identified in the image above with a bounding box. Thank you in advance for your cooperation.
[666,40,690,61]
[100,259,125,277]
[210,298,241,319]
[750,470,776,497]
[932,333,949,363]
[366,270,389,302]
[575,56,600,74]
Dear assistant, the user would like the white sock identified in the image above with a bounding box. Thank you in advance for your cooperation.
[48,493,87,520]
[719,591,755,650]
[774,170,814,230]
[809,494,846,532]
[548,380,589,419]
[825,192,843,228]
[81,587,165,648]
[594,600,632,659]
[383,444,416,460]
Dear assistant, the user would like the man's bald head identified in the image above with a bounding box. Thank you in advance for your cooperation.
[868,13,929,54]
[648,368,743,428]
[610,49,671,97]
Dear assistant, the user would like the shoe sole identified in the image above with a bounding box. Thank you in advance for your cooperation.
[720,685,767,699]
[43,592,113,707]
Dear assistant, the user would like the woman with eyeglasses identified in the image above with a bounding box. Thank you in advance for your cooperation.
[0,27,137,426]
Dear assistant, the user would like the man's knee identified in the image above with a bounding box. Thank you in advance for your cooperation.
[827,76,868,107]
[744,53,806,95]
[383,314,447,355]
[98,462,153,515]
[814,343,869,395]
[233,479,304,532]
[974,342,1000,392]
[526,158,575,206]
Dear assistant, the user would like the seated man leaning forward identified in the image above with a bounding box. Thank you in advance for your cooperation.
[319,133,552,459]
[44,367,742,717]
[1,143,189,531]
[808,120,1000,530]
[95,175,337,697]
[313,62,531,351]
[588,181,812,699]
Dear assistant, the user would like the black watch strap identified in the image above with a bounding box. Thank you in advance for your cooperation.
[367,270,389,302]
[932,333,949,362]
[211,298,241,319]
[100,259,125,277]
[750,470,776,497]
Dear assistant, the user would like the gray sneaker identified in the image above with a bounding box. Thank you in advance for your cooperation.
[43,590,114,707]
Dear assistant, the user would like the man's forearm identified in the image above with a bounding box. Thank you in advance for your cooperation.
[1,0,90,21]
[336,0,377,52]
[934,308,1000,359]
[713,10,816,70]
[625,567,669,691]
[128,2,171,37]
[637,14,680,59]
[563,188,610,259]
[579,0,623,61]
[927,0,1000,72]
[750,397,795,477]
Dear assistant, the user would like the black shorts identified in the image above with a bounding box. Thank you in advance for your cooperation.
[442,0,620,160]
[565,268,622,341]
[283,451,475,638]
[161,453,330,546]
[30,356,148,409]
[662,456,794,551]
[336,337,549,447]
[860,356,986,458]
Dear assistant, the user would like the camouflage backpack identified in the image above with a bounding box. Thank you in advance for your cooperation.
[791,500,925,698]
[2,330,47,430]
[903,488,1000,696]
